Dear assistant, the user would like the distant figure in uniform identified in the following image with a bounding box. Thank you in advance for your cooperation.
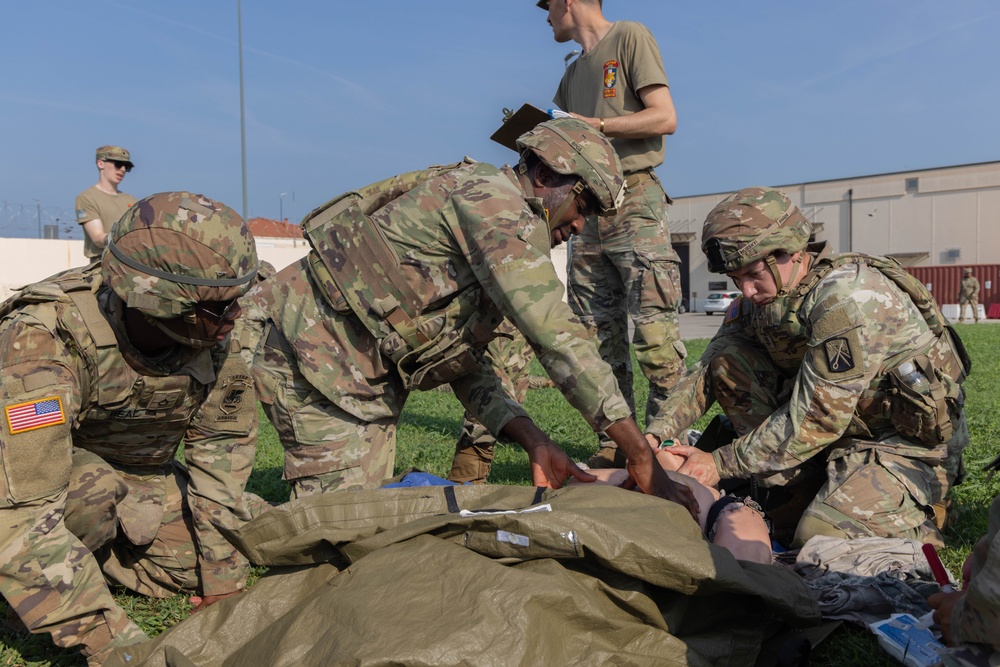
[957,267,980,323]
[237,118,698,518]
[536,0,686,468]
[0,192,264,665]
[75,146,138,259]
[928,493,1000,667]
[645,187,970,548]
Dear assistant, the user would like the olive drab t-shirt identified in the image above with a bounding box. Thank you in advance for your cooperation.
[75,185,138,258]
[553,21,669,174]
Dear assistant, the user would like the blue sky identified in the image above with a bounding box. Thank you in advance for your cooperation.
[2,1,999,238]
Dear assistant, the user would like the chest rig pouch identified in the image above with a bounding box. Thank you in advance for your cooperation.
[301,160,505,391]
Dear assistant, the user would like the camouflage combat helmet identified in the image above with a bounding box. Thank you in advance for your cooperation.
[516,117,626,219]
[963,267,973,275]
[701,187,811,274]
[103,191,258,321]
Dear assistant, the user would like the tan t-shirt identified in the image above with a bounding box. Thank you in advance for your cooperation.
[75,185,137,258]
[553,21,669,174]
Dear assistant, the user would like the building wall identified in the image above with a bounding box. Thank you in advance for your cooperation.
[668,161,1000,312]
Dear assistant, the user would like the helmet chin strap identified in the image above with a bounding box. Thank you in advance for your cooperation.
[518,160,585,232]
[143,314,218,349]
[764,252,805,297]
[546,181,586,232]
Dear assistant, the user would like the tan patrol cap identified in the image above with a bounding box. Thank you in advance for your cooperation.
[95,145,134,168]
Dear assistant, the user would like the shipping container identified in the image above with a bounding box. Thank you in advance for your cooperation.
[905,264,1000,319]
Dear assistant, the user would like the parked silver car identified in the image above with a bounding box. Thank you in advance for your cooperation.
[703,291,741,315]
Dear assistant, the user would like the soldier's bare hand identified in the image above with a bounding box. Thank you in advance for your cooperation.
[528,442,596,488]
[190,591,242,613]
[672,446,721,488]
[927,589,964,645]
[626,459,699,522]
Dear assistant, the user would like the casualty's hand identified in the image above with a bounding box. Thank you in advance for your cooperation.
[527,440,596,488]
[927,589,964,645]
[189,591,242,613]
[672,446,722,488]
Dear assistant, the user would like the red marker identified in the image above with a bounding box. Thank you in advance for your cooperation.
[922,543,956,592]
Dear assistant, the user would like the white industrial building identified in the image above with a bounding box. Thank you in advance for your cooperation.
[667,160,1000,311]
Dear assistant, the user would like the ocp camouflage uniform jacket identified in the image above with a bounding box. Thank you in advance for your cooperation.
[648,245,967,483]
[950,494,1000,652]
[249,160,631,436]
[0,265,258,645]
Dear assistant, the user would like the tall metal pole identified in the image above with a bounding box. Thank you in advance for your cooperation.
[279,192,287,223]
[238,0,248,222]
[35,199,42,238]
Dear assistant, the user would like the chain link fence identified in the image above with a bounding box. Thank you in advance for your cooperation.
[0,200,81,240]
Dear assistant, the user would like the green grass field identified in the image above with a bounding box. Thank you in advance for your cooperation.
[1,323,997,666]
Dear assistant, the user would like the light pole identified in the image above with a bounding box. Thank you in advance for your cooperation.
[279,192,287,223]
[34,199,42,238]
[238,0,248,222]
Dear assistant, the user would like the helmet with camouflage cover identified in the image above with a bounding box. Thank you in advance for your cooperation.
[103,191,258,323]
[701,187,811,275]
[516,117,626,219]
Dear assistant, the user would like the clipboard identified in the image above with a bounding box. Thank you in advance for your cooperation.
[489,104,551,152]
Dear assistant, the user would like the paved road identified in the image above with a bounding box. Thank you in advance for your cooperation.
[678,311,728,341]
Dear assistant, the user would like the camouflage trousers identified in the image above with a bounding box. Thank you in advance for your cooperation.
[64,450,201,598]
[566,175,685,453]
[1,450,210,662]
[448,319,535,484]
[247,320,397,499]
[708,344,967,548]
[958,298,980,323]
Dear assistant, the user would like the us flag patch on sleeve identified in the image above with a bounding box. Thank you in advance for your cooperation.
[5,397,66,434]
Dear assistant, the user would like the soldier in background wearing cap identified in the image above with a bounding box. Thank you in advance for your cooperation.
[957,267,981,323]
[645,186,970,549]
[238,118,698,518]
[535,0,686,469]
[0,192,265,665]
[75,146,138,260]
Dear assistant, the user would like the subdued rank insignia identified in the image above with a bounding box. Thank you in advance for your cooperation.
[219,375,253,415]
[825,337,855,373]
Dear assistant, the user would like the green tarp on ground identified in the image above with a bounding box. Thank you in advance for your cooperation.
[107,484,821,667]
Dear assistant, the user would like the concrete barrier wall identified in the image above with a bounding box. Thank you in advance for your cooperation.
[0,238,569,302]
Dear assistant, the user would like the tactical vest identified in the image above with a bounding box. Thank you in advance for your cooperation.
[0,264,211,467]
[782,248,970,445]
[299,160,506,391]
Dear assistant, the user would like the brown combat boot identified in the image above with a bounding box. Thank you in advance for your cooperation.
[585,446,627,469]
[448,444,494,484]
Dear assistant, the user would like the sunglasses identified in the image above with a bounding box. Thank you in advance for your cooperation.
[194,300,240,323]
[102,159,133,173]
